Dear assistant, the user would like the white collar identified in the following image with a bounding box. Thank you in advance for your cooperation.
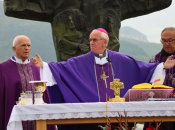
[10,56,30,64]
[99,54,103,57]
[95,50,108,65]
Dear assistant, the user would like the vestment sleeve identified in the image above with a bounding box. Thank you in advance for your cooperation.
[150,63,166,84]
[40,62,57,86]
[0,64,5,130]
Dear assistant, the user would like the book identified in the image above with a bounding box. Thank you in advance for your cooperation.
[132,75,173,89]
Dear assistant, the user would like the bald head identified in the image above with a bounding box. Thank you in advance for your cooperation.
[12,35,31,62]
[13,35,31,46]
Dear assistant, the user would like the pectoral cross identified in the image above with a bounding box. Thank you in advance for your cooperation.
[101,72,109,88]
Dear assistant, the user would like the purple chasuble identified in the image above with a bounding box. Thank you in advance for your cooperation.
[48,49,158,130]
[95,63,114,102]
[0,59,55,130]
[47,49,159,104]
[150,49,175,88]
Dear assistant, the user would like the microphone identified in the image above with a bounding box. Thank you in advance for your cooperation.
[106,57,115,79]
[106,58,111,62]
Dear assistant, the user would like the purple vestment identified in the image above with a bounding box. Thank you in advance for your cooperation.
[0,59,55,130]
[95,63,114,102]
[150,49,175,87]
[48,49,158,104]
[143,49,175,130]
[47,49,158,130]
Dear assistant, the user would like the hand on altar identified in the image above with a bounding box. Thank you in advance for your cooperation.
[164,55,175,69]
[31,53,43,68]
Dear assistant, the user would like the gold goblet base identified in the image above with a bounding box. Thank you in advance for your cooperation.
[109,97,125,102]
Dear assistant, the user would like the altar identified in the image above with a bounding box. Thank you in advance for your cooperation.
[7,101,175,130]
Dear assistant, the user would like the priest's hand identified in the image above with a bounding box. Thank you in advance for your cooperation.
[31,53,43,68]
[164,55,175,69]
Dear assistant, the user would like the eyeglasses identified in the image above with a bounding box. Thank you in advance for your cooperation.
[89,38,104,42]
[160,38,175,44]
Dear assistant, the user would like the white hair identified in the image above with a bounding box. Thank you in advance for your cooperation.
[101,32,109,47]
[12,35,31,46]
[92,29,109,47]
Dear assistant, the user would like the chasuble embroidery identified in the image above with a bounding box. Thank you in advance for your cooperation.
[150,52,175,88]
[16,63,35,92]
[16,62,37,130]
[95,62,114,101]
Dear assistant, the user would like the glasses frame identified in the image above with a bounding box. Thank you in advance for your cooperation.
[89,38,105,42]
[160,38,175,44]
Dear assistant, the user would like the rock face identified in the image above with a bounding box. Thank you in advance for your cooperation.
[120,26,149,42]
[3,0,172,61]
[0,1,162,63]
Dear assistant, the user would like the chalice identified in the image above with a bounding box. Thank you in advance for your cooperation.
[29,81,47,104]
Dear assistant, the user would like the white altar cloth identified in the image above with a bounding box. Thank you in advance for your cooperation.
[7,101,175,130]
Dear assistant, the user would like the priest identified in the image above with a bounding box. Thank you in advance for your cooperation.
[144,27,175,130]
[0,35,55,130]
[32,28,175,130]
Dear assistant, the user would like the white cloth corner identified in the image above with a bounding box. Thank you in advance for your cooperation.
[7,121,23,130]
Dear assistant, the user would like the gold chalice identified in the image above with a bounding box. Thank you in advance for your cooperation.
[29,81,47,104]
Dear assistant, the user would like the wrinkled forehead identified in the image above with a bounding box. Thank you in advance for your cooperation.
[161,30,175,38]
[17,36,31,45]
[89,30,102,38]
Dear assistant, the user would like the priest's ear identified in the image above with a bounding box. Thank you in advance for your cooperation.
[12,46,16,53]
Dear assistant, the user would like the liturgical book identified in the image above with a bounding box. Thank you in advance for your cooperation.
[132,75,173,89]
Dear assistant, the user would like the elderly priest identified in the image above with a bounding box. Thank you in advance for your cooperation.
[0,35,55,130]
[32,28,175,129]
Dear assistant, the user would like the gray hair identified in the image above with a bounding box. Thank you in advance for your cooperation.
[101,32,109,47]
[92,29,109,47]
[13,35,30,46]
[161,27,175,35]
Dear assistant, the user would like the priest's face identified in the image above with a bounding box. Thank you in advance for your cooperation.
[161,30,175,54]
[12,36,31,62]
[89,30,107,54]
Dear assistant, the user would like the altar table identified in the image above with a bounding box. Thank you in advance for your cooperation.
[7,101,175,130]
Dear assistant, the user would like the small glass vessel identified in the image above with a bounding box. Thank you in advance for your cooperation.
[34,91,42,104]
[25,91,33,105]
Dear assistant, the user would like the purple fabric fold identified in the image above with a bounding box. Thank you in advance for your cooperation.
[0,59,56,130]
[48,49,158,103]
